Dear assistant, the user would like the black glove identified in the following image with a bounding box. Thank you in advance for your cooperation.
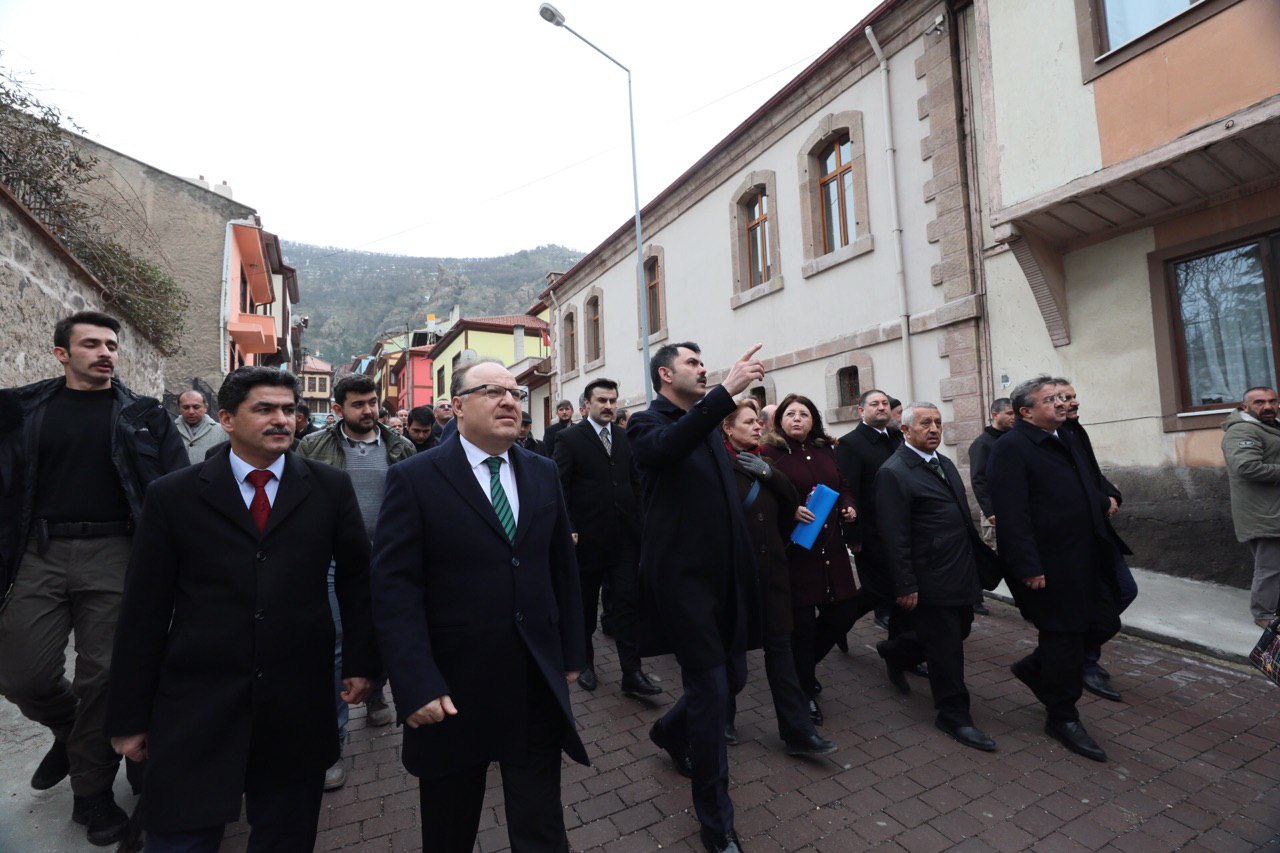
[736,451,771,481]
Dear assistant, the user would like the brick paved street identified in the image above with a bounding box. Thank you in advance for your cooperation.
[222,600,1279,851]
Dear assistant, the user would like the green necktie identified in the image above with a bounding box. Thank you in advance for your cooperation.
[484,457,516,543]
[926,459,947,483]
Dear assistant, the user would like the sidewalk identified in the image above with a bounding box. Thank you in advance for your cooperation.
[2,574,1276,852]
[990,565,1265,662]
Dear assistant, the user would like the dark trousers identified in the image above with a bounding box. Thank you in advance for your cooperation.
[728,634,817,743]
[579,540,641,674]
[417,666,569,852]
[877,605,975,727]
[1084,555,1138,672]
[792,599,857,695]
[0,537,130,796]
[1022,585,1120,722]
[143,772,324,853]
[655,653,747,836]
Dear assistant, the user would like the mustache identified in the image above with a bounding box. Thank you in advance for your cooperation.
[263,427,293,436]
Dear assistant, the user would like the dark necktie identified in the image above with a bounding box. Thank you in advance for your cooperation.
[600,425,612,457]
[246,469,274,533]
[926,459,947,483]
[484,457,516,543]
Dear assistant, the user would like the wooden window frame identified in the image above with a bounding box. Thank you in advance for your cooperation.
[583,287,606,373]
[823,350,875,424]
[729,170,785,309]
[638,244,669,348]
[1073,0,1244,83]
[797,111,873,279]
[1149,213,1280,431]
[561,307,579,379]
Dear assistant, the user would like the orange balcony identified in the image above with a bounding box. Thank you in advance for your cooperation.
[233,224,275,305]
[228,313,278,355]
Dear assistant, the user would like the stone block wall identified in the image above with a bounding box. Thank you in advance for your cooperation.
[0,190,166,396]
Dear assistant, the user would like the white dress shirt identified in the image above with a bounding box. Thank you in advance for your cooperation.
[228,450,285,509]
[459,434,520,524]
[587,416,612,448]
[904,441,941,466]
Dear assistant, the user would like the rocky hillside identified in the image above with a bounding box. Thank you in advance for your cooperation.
[282,242,582,361]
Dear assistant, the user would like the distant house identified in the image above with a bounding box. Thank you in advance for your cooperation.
[428,312,551,419]
[299,354,334,412]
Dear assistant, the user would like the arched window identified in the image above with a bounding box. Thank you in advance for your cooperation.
[585,295,601,363]
[562,310,577,373]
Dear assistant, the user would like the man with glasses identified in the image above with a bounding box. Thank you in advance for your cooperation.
[987,375,1125,763]
[433,399,454,436]
[371,358,587,852]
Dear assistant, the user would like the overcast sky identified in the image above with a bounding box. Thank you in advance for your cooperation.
[0,0,878,259]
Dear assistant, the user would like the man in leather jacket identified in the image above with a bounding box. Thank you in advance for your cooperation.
[0,311,186,846]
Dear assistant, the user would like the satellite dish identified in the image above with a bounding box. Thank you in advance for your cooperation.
[460,349,479,364]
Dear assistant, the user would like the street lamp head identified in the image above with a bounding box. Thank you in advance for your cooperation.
[538,3,565,26]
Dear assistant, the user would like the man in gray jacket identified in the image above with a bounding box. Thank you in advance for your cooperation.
[173,389,225,464]
[1222,386,1280,628]
[297,374,415,789]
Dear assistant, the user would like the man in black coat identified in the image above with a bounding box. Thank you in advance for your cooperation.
[106,366,378,848]
[628,341,764,853]
[966,397,1013,550]
[1055,379,1137,702]
[834,389,903,638]
[370,359,587,853]
[987,375,1125,763]
[875,403,1000,752]
[554,378,660,698]
[542,398,575,457]
[517,411,546,455]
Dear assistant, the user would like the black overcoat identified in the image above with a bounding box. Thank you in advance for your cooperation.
[369,436,588,780]
[730,450,799,634]
[553,419,643,554]
[627,386,762,670]
[106,447,378,833]
[875,446,1000,606]
[986,419,1124,631]
[834,422,900,599]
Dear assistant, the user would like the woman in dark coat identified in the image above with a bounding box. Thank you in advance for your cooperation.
[761,394,857,725]
[722,399,836,755]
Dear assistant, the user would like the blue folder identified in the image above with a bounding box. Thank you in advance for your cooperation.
[790,483,839,550]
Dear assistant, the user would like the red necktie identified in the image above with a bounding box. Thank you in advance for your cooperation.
[246,469,274,533]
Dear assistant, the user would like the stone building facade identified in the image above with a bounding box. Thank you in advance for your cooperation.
[1,184,165,395]
[69,136,256,397]
[541,0,988,464]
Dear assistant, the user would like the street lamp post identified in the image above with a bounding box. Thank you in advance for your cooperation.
[539,3,652,405]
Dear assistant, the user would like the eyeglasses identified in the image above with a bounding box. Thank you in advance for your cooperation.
[435,403,452,409]
[457,384,529,403]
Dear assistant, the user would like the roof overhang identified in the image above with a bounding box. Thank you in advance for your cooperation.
[993,95,1280,346]
[232,223,275,305]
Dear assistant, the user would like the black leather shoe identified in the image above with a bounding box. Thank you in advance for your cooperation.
[810,678,822,695]
[1010,658,1050,705]
[785,734,837,756]
[700,827,744,852]
[31,739,69,790]
[724,724,739,746]
[807,698,823,726]
[621,670,662,697]
[649,722,693,778]
[973,601,990,615]
[874,613,891,631]
[935,719,997,752]
[577,667,598,692]
[907,662,929,678]
[1083,670,1122,702]
[885,661,911,695]
[72,791,130,846]
[1045,720,1107,762]
[1095,664,1111,678]
[835,633,849,653]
